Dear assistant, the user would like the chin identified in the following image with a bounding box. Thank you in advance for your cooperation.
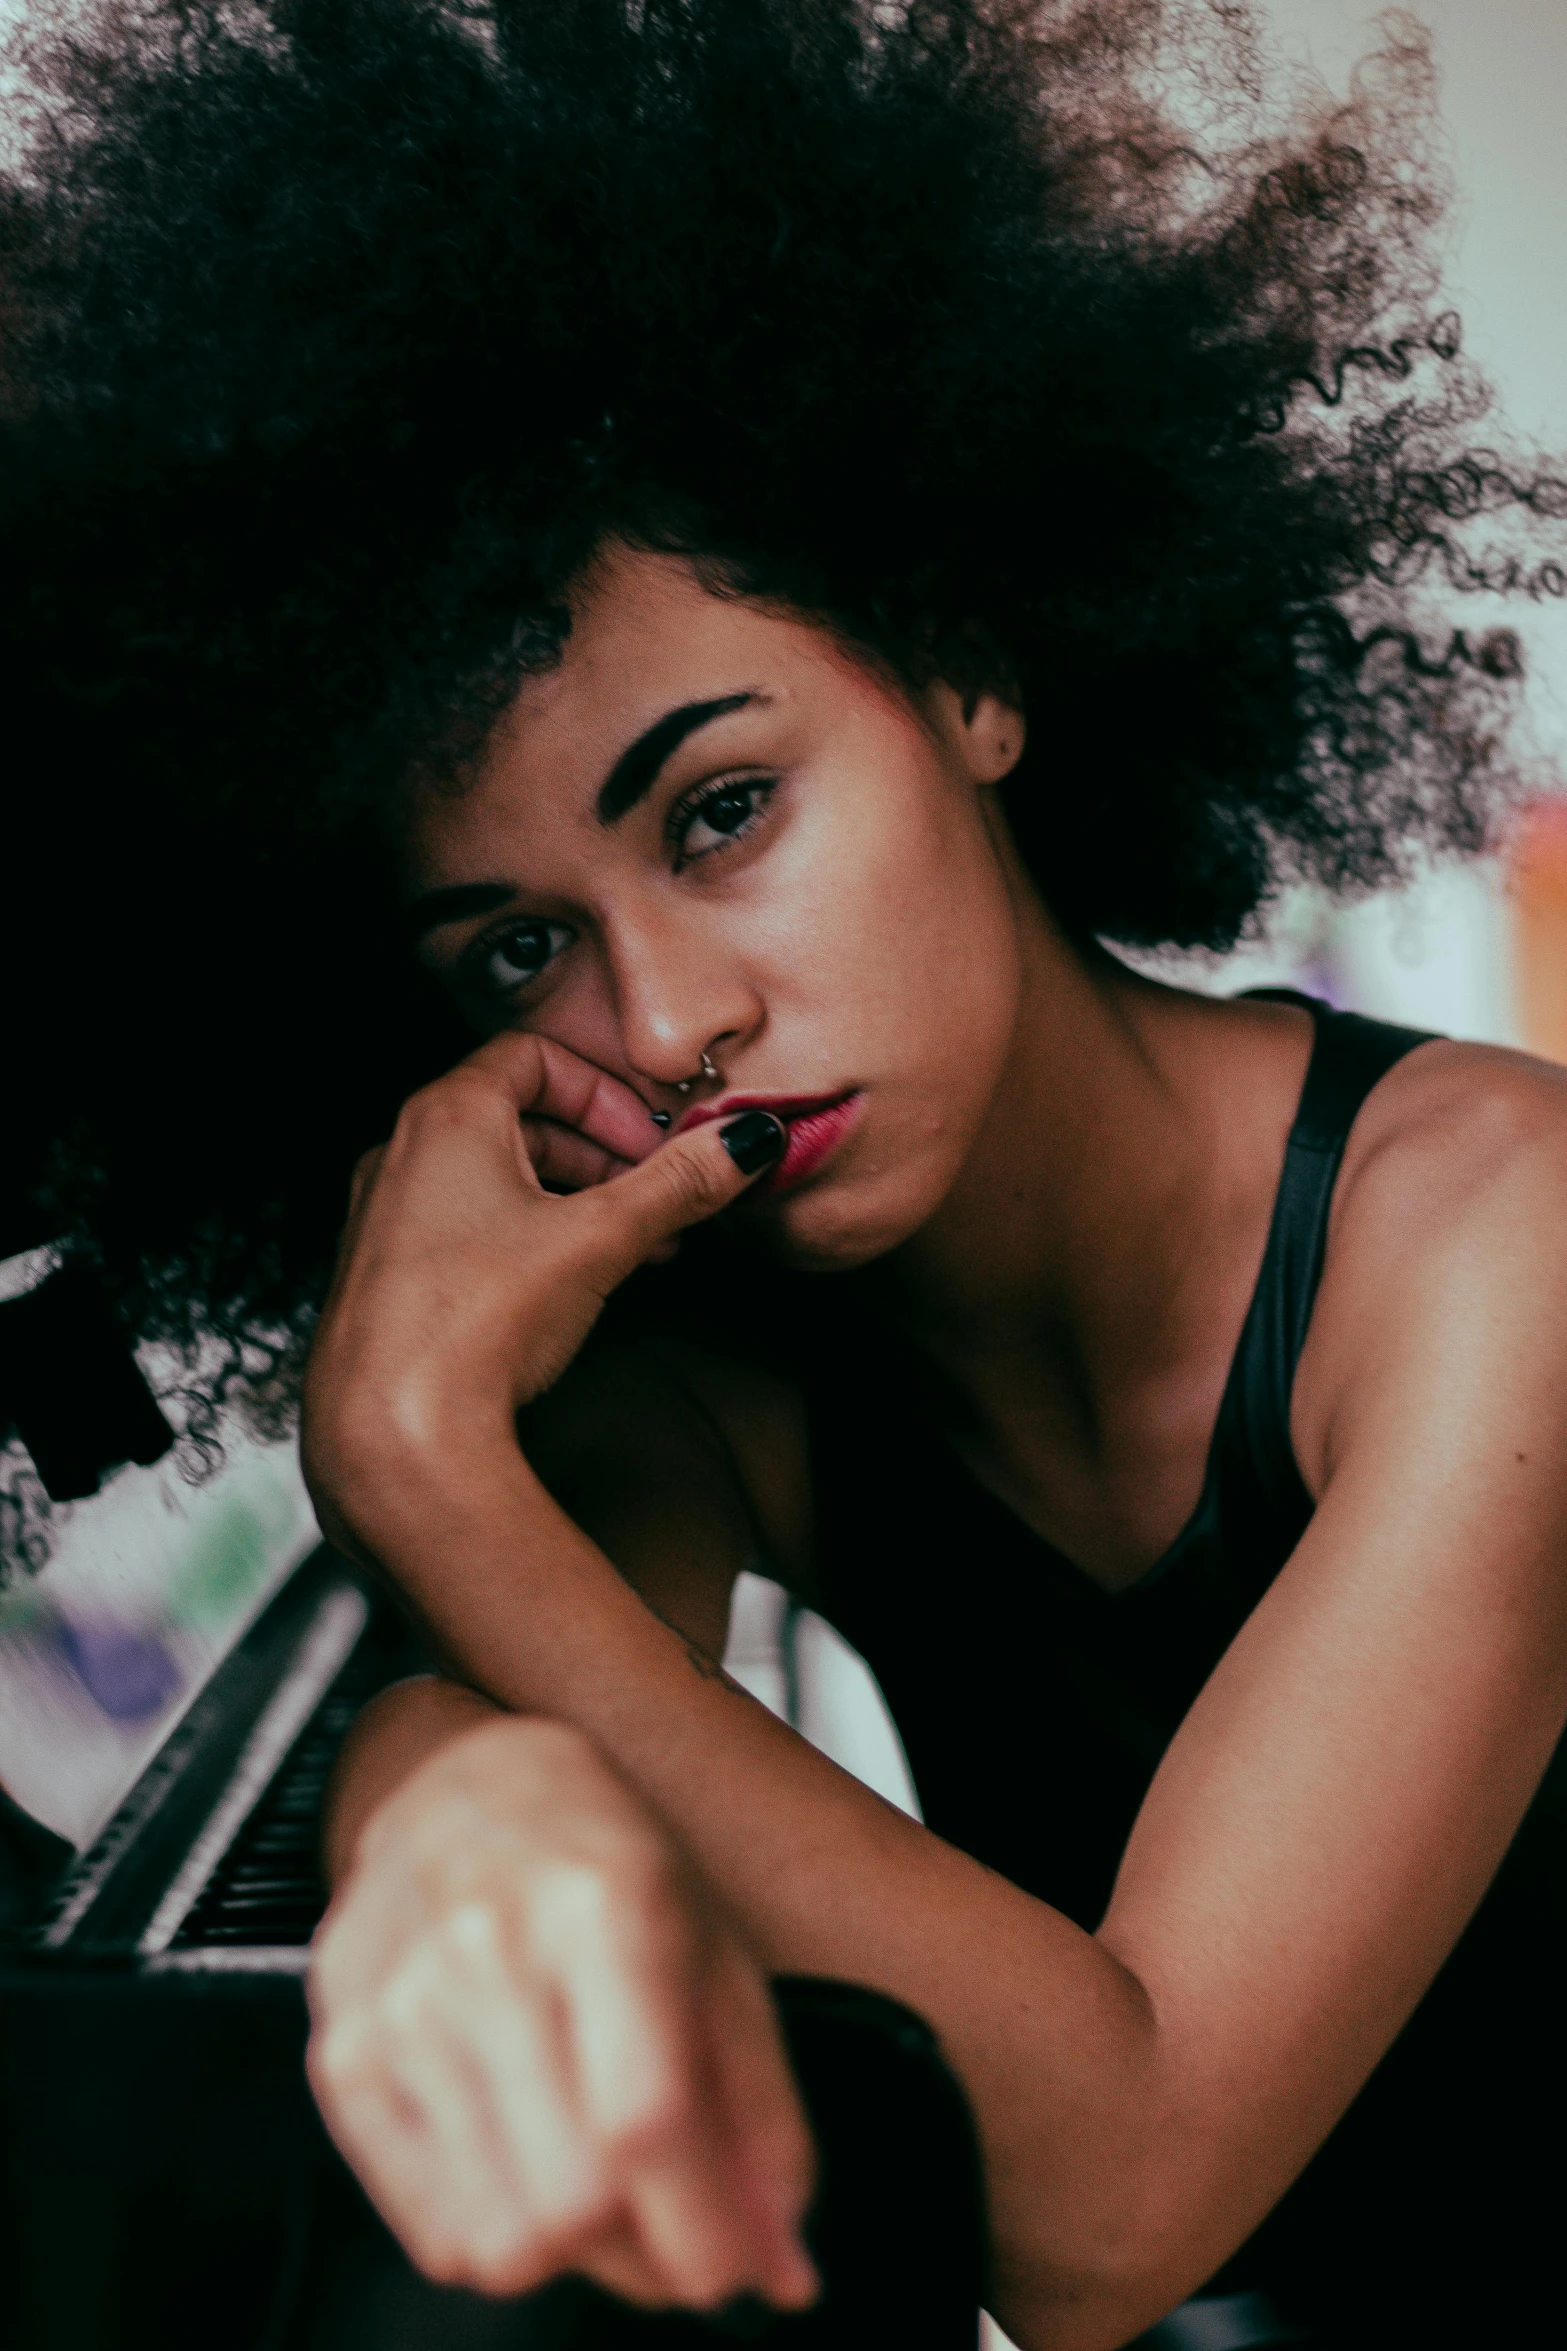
[739,1164,940,1273]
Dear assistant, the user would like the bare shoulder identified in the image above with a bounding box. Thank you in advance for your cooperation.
[1335,1035,1567,1235]
[1296,1036,1567,1490]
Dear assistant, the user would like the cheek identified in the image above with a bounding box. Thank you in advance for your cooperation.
[827,782,1020,1075]
[752,765,1014,1015]
[739,764,1025,1217]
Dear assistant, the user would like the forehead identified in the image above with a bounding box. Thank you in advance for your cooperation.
[520,545,801,730]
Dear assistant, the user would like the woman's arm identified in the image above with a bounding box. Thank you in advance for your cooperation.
[307,1032,1567,2351]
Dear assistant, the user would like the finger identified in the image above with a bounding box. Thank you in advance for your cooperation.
[618,2026,771,2310]
[576,2215,685,2309]
[438,1902,608,2257]
[704,1946,820,2307]
[553,1887,764,2308]
[428,1904,751,2310]
[310,2011,519,2289]
[591,1112,788,1276]
[313,1915,609,2302]
[456,1031,666,1164]
[520,1117,634,1194]
[310,2056,455,2261]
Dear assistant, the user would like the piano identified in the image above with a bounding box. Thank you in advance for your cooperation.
[0,1548,990,2351]
[0,1546,462,2351]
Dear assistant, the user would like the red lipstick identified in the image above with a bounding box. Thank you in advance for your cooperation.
[678,1090,863,1195]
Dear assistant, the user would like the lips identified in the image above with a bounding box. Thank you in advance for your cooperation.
[677,1089,864,1196]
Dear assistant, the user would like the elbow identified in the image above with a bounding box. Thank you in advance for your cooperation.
[995,2124,1239,2351]
[1001,2232,1219,2351]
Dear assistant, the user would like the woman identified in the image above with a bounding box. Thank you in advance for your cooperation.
[4,1,1567,2343]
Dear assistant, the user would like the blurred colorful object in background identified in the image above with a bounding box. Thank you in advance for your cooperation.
[1510,800,1567,1066]
[0,1439,317,1849]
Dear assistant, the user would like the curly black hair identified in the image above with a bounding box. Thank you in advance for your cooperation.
[0,0,1559,1569]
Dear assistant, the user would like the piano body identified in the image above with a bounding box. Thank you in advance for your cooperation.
[0,1547,988,2351]
[0,1546,476,2351]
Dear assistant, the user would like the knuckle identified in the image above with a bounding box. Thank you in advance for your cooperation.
[380,1949,441,2034]
[549,2173,619,2244]
[543,1832,687,1960]
[491,2198,608,2293]
[602,2073,697,2167]
[459,2189,617,2301]
[394,1066,492,1141]
[593,2266,676,2313]
[463,2227,544,2298]
[307,1914,350,1998]
[392,1077,445,1132]
[306,2018,372,2100]
[538,1855,620,1939]
[411,2230,474,2289]
[439,1895,507,1968]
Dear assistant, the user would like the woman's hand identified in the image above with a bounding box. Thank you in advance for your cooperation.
[300,1031,782,1560]
[308,1703,819,2310]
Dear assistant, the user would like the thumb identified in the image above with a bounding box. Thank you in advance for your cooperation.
[604,1110,787,1263]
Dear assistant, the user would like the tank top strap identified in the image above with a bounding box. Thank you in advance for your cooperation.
[1210,992,1435,1549]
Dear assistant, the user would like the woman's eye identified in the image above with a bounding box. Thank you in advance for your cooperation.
[675,777,775,864]
[475,919,572,996]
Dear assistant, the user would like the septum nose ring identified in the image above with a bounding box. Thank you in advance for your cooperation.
[675,1051,720,1097]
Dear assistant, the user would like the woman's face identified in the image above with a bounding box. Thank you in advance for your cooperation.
[402,545,1031,1270]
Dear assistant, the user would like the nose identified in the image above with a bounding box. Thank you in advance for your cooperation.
[604,907,760,1095]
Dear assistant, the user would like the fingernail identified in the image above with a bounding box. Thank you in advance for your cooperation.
[650,1110,672,1129]
[719,1111,787,1176]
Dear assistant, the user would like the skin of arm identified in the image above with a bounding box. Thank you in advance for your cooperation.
[308,1034,1567,2351]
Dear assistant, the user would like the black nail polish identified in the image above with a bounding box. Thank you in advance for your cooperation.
[720,1110,787,1176]
[650,1110,672,1129]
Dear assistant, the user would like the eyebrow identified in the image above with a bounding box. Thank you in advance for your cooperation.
[403,691,762,940]
[596,692,757,825]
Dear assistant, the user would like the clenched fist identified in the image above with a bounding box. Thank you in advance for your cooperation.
[309,1702,818,2311]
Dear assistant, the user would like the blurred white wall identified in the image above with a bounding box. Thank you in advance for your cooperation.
[1173,0,1567,1045]
[1268,1,1567,440]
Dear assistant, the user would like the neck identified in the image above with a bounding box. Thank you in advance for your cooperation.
[866,887,1308,1444]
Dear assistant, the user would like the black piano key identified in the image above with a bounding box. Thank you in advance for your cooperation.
[168,1607,415,1952]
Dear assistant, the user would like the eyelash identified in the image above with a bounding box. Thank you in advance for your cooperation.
[464,917,573,1004]
[666,772,779,868]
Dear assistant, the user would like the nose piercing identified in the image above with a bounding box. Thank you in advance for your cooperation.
[675,1051,721,1096]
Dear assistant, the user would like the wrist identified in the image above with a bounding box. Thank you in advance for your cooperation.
[326,1673,504,1885]
[307,1392,544,1565]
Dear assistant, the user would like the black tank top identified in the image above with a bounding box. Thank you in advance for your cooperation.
[795,1002,1567,2343]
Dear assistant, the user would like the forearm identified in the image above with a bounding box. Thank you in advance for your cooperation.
[338,1446,1199,2348]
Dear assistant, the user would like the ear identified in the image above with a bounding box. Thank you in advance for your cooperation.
[923,679,1026,787]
